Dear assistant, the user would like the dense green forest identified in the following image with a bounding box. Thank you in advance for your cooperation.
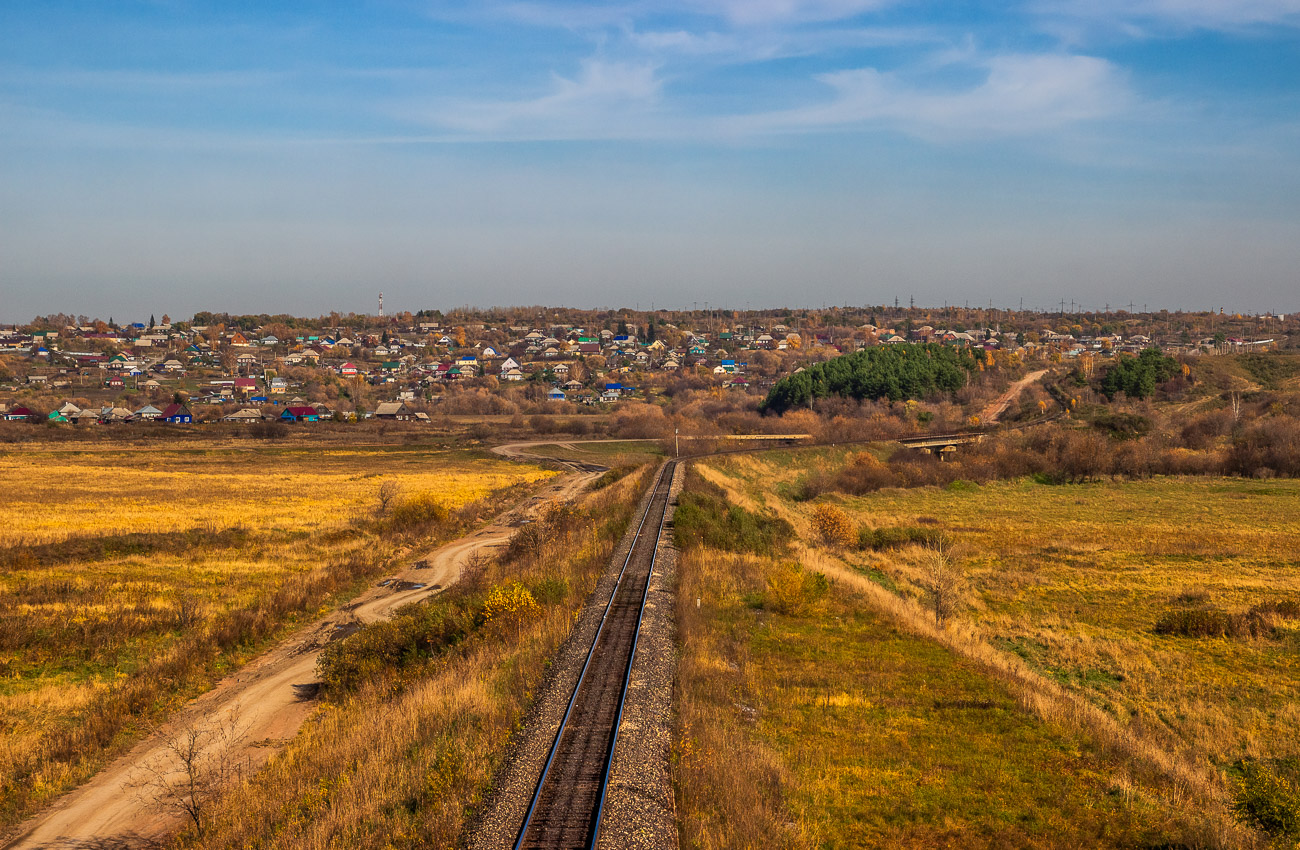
[1098,348,1181,400]
[761,343,980,414]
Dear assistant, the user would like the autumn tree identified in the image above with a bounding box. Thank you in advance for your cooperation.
[811,503,855,548]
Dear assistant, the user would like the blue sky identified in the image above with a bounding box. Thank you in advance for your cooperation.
[2,1,1298,321]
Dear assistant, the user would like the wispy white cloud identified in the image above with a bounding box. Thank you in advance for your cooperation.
[1033,0,1300,37]
[683,0,899,26]
[417,59,664,138]
[722,53,1132,139]
[625,24,936,63]
[449,0,904,30]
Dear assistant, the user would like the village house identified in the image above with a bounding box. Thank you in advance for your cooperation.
[374,402,411,421]
[159,403,193,424]
[222,408,266,424]
[280,406,320,423]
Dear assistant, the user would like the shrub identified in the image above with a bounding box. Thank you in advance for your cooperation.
[763,562,829,616]
[888,451,953,488]
[1227,418,1300,478]
[387,493,451,532]
[317,598,478,694]
[1232,760,1300,840]
[590,465,637,490]
[1090,411,1151,440]
[858,525,939,551]
[481,582,542,636]
[1154,601,1299,640]
[1180,410,1232,450]
[794,472,832,501]
[829,452,898,494]
[672,476,792,557]
[811,504,856,548]
[1253,599,1300,619]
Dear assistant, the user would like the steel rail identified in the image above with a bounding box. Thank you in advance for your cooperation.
[512,461,674,850]
[588,461,671,847]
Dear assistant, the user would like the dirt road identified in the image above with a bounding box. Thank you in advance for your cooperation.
[5,462,599,850]
[491,438,657,466]
[979,369,1049,425]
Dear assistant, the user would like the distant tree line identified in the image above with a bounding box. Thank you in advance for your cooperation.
[761,343,979,415]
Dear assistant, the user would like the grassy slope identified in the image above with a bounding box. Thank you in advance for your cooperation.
[673,459,1205,849]
[676,548,1184,849]
[686,448,1300,845]
[831,475,1300,768]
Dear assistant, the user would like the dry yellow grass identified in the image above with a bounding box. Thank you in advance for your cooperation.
[0,441,555,831]
[671,478,1211,848]
[0,446,548,546]
[699,449,1300,845]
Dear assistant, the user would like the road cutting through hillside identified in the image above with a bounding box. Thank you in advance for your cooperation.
[979,369,1049,424]
[3,459,600,850]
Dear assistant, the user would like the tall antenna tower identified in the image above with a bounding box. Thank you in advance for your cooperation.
[378,292,384,318]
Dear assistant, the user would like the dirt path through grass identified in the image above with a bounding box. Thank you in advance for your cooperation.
[3,466,599,850]
[980,369,1048,423]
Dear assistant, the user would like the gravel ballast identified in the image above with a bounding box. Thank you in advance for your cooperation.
[595,462,682,850]
[467,463,679,850]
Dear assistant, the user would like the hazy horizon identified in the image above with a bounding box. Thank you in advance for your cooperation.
[3,1,1299,323]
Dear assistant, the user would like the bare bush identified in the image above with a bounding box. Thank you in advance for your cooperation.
[1227,418,1300,478]
[133,712,249,838]
[923,536,963,628]
[377,480,402,516]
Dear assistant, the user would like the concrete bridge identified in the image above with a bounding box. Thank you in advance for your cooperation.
[897,432,985,458]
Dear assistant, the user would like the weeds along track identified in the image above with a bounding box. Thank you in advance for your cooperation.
[514,461,675,850]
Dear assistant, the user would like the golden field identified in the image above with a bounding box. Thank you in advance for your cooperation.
[682,449,1300,846]
[0,440,554,831]
[0,445,550,547]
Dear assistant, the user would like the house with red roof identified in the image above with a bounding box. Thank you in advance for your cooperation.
[280,406,320,423]
[159,403,193,424]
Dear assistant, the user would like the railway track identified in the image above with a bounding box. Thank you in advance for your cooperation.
[514,460,676,850]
